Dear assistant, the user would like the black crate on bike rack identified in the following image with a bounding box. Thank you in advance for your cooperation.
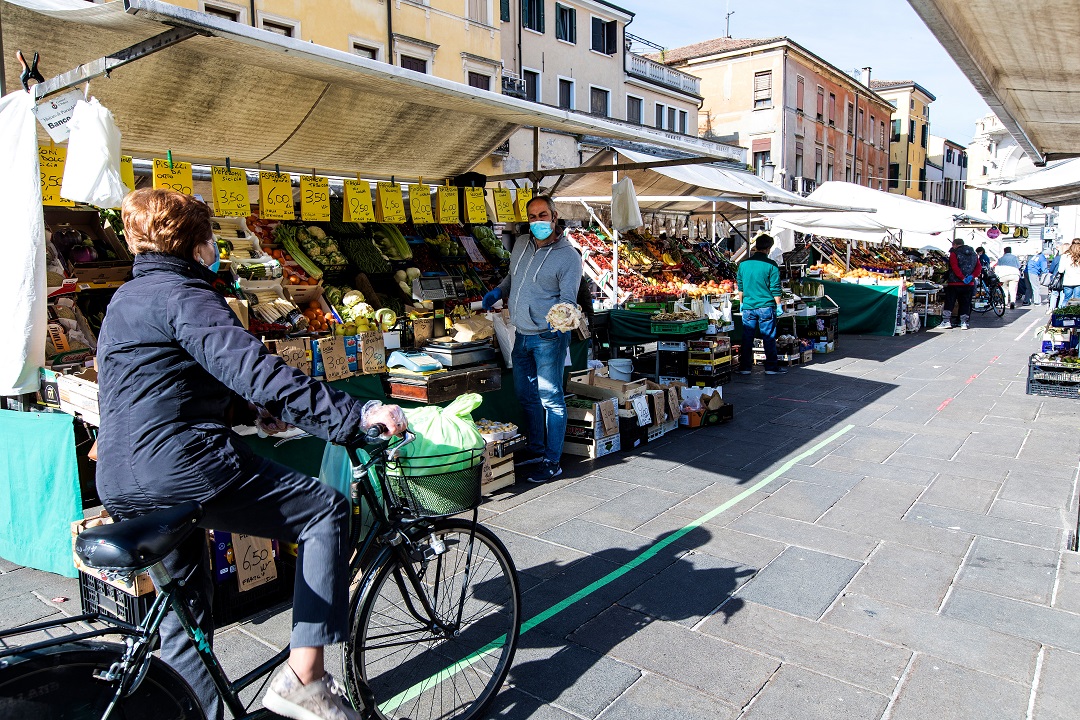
[79,571,155,625]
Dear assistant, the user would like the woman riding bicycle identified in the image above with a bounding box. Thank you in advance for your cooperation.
[95,188,405,720]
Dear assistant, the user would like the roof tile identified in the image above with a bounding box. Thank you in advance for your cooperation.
[647,37,786,65]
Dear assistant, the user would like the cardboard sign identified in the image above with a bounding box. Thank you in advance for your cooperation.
[232,534,278,591]
[408,183,434,224]
[412,317,434,345]
[153,158,194,195]
[630,394,651,427]
[319,336,352,380]
[665,387,681,422]
[301,175,330,221]
[119,156,136,194]
[259,171,295,220]
[358,330,386,373]
[464,187,488,223]
[598,398,619,437]
[458,234,487,264]
[276,338,311,375]
[343,179,375,222]
[515,187,533,221]
[39,146,73,207]
[211,166,251,217]
[647,392,665,427]
[436,185,460,224]
[492,188,516,222]
[376,182,406,223]
[33,89,83,143]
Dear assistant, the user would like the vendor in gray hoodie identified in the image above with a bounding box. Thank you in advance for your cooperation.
[483,195,583,483]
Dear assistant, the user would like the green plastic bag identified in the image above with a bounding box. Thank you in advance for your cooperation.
[397,393,485,471]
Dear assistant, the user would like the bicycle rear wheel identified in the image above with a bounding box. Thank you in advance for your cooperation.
[991,286,1006,316]
[344,520,521,720]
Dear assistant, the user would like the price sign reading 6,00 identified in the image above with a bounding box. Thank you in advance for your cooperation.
[259,171,295,221]
[39,146,73,207]
[210,166,251,217]
[152,158,194,196]
[301,175,330,222]
[376,182,406,224]
[343,180,375,222]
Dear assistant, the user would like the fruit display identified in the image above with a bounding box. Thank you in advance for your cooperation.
[301,300,336,334]
[275,224,323,280]
[392,267,422,297]
[297,225,349,273]
[247,288,305,330]
[473,225,510,263]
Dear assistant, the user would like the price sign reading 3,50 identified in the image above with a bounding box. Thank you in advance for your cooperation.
[211,166,251,217]
[152,158,194,196]
[39,146,73,207]
[259,171,295,221]
[301,176,330,222]
[492,188,516,223]
[376,182,406,224]
[343,180,375,222]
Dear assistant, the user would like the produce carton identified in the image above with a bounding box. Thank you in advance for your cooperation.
[72,511,155,596]
[567,369,647,404]
[57,367,100,427]
[44,207,133,284]
[38,367,61,408]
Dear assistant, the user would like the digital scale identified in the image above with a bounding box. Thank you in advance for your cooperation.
[422,339,496,368]
[411,275,466,339]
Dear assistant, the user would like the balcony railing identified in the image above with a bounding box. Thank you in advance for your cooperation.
[625,53,700,96]
[501,74,527,99]
[789,177,817,196]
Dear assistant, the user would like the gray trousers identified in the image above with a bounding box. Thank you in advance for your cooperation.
[1029,271,1043,304]
[106,456,351,719]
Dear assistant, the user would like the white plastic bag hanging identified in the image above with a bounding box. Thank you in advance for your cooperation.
[489,310,516,368]
[611,177,643,232]
[61,97,128,208]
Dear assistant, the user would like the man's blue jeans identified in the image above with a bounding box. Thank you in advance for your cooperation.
[512,330,570,464]
[739,306,779,372]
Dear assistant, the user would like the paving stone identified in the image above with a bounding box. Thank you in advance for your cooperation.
[818,505,974,557]
[752,480,847,523]
[488,528,588,580]
[579,486,684,532]
[596,672,739,720]
[736,546,862,620]
[634,515,786,570]
[665,482,771,524]
[700,600,910,695]
[825,593,1039,683]
[884,452,1010,483]
[816,454,936,485]
[729,510,877,562]
[569,606,779,708]
[957,429,1031,458]
[539,519,652,557]
[831,476,924,516]
[620,550,755,627]
[741,663,889,720]
[897,432,969,460]
[919,474,1002,514]
[595,462,717,496]
[776,463,866,490]
[996,467,1077,509]
[488,490,606,536]
[1032,648,1080,720]
[945,587,1080,654]
[0,557,23,573]
[989,499,1067,529]
[887,655,1029,720]
[847,542,964,612]
[0,568,79,603]
[1054,552,1080,614]
[906,503,1062,549]
[488,685,582,720]
[565,476,636,501]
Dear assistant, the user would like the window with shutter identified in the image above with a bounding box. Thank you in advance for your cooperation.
[523,0,544,32]
[794,142,804,177]
[467,0,488,24]
[828,93,836,125]
[468,72,491,90]
[555,5,576,43]
[796,76,804,112]
[920,123,928,148]
[655,103,664,128]
[668,107,677,131]
[909,119,916,139]
[890,119,900,143]
[626,96,642,124]
[401,55,427,73]
[679,110,688,134]
[880,121,886,147]
[753,71,772,109]
[591,18,617,54]
[590,87,610,116]
[523,69,539,101]
[500,0,510,22]
[846,103,854,133]
[558,78,573,109]
[814,147,823,183]
[816,87,824,120]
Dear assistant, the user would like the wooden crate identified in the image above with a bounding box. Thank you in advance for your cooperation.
[482,453,515,493]
[567,370,647,404]
[562,433,621,458]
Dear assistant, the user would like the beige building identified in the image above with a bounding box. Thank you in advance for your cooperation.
[925,135,967,209]
[655,37,894,196]
[870,80,936,200]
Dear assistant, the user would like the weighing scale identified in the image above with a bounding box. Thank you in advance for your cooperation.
[411,275,467,339]
[422,339,496,368]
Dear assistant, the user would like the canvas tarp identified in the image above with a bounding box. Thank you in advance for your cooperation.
[970,158,1080,207]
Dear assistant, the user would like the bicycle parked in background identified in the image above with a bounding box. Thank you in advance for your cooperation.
[0,427,521,720]
[973,270,1007,318]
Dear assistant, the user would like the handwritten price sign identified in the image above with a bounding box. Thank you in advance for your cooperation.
[119,156,136,194]
[343,180,375,222]
[492,188,516,222]
[301,175,330,222]
[515,187,533,221]
[464,187,488,223]
[359,330,386,374]
[211,166,251,217]
[376,182,406,224]
[408,183,434,224]
[259,171,295,221]
[232,534,278,590]
[319,336,353,381]
[39,146,73,207]
[276,338,311,375]
[436,185,460,224]
[152,158,194,195]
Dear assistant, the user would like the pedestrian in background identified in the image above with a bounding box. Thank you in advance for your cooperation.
[736,234,785,375]
[995,246,1022,309]
[1028,248,1049,306]
[942,238,981,330]
[1056,238,1080,306]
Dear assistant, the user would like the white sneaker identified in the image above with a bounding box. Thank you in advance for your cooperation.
[960,321,969,330]
[264,664,360,720]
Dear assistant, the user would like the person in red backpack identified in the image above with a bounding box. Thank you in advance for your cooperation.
[942,238,982,330]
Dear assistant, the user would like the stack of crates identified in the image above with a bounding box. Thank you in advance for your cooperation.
[687,336,733,387]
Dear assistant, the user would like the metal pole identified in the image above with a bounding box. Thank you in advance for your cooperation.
[845,239,851,270]
[612,169,619,306]
[711,201,717,246]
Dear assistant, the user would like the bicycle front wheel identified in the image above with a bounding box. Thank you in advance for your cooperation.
[344,520,521,720]
[991,286,1006,316]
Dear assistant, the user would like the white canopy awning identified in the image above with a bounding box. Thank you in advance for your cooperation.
[1,0,737,179]
[970,158,1080,207]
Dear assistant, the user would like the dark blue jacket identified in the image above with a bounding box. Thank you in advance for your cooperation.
[96,253,366,506]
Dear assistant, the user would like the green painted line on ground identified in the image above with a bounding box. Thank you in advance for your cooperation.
[379,423,856,713]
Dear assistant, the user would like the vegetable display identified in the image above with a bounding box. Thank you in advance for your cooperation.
[372,224,413,261]
[275,224,323,280]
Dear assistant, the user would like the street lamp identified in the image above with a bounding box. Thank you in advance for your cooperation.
[760,161,776,183]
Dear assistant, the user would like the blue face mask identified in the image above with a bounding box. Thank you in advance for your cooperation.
[201,243,221,274]
[530,221,554,241]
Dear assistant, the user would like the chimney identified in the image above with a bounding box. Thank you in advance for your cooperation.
[860,67,872,86]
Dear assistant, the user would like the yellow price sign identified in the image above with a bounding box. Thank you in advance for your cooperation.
[211,166,251,217]
[492,188,516,223]
[152,158,194,195]
[408,184,434,224]
[39,146,73,207]
[119,156,135,194]
[436,185,459,224]
[343,180,375,222]
[259,171,295,220]
[464,187,488,224]
[301,176,330,222]
[376,182,406,224]
[515,187,533,221]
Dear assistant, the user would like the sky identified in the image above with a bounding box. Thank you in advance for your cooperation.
[617,0,991,145]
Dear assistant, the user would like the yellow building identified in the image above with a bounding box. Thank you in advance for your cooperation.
[870,80,936,200]
[173,1,503,89]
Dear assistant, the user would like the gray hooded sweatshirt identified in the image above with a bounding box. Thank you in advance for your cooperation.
[497,231,583,335]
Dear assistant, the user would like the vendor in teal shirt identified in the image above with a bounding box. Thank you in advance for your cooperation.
[736,234,785,375]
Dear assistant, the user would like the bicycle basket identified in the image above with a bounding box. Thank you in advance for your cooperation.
[385,447,485,518]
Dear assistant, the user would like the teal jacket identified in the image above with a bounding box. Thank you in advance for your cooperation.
[737,253,782,310]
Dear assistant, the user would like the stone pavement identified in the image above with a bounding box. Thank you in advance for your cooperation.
[3,305,1080,719]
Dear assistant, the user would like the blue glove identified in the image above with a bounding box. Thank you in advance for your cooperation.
[482,287,502,311]
[964,275,973,285]
[775,303,784,317]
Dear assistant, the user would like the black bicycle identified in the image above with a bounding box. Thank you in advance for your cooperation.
[973,271,1007,317]
[0,427,521,720]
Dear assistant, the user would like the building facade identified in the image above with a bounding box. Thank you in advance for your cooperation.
[870,80,935,200]
[653,37,893,196]
[926,135,967,208]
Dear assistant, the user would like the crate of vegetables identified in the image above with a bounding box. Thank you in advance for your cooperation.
[650,311,708,336]
[300,297,339,336]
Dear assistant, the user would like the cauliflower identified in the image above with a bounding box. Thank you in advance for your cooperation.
[307,226,327,240]
[342,290,366,308]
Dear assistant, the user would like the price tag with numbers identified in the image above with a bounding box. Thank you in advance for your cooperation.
[319,336,353,381]
[376,182,406,223]
[152,158,194,195]
[408,184,434,224]
[358,330,386,374]
[119,156,136,194]
[343,180,375,222]
[276,338,311,375]
[39,146,73,207]
[464,187,488,223]
[515,187,533,221]
[211,166,251,217]
[492,188,516,222]
[436,185,460,224]
[301,175,330,221]
[259,171,295,221]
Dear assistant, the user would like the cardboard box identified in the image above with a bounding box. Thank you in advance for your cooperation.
[567,369,647,404]
[679,409,704,428]
[566,397,620,438]
[481,454,515,493]
[44,207,133,284]
[57,367,100,427]
[72,512,155,596]
[562,433,621,458]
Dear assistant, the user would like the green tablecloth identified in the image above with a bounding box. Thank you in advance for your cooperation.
[814,280,899,336]
[607,309,660,346]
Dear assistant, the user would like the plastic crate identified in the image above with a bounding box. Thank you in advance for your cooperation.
[650,318,708,335]
[1050,314,1080,328]
[626,302,672,314]
[1026,379,1080,399]
[79,570,154,625]
[1026,354,1080,399]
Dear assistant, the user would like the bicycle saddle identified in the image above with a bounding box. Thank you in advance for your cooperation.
[75,502,203,572]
